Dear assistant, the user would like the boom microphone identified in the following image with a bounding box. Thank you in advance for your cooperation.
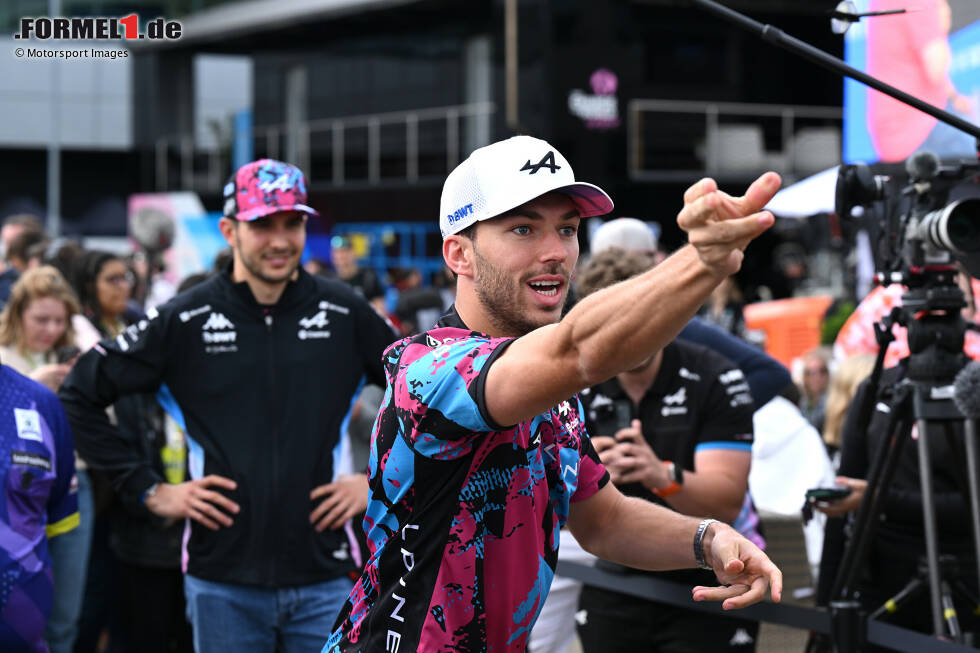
[953,361,980,419]
[905,150,940,182]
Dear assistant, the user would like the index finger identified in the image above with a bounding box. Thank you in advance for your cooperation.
[686,211,774,248]
[198,489,240,515]
[199,474,237,490]
[766,566,783,603]
[310,483,336,500]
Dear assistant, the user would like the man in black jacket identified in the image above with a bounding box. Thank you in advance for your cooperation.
[59,159,398,653]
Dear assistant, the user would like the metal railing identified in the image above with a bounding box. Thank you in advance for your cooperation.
[628,98,843,182]
[154,101,496,192]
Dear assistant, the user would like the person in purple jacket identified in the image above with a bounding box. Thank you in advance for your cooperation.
[0,361,78,652]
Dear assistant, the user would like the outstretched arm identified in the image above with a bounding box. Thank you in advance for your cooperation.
[484,173,781,427]
[567,482,782,610]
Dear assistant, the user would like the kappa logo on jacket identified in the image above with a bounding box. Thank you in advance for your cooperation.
[202,312,235,330]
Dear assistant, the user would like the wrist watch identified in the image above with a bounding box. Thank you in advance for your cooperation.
[141,482,160,505]
[654,461,683,498]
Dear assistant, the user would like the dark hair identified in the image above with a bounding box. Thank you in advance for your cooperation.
[6,227,46,265]
[456,223,478,241]
[177,272,211,294]
[25,239,51,264]
[213,247,234,273]
[43,239,84,284]
[71,249,124,336]
[2,213,43,230]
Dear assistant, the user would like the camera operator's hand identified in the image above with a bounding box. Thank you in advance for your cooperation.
[814,476,865,518]
[605,419,670,490]
[677,172,780,278]
[591,435,617,455]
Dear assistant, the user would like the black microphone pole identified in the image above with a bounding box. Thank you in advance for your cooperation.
[690,0,980,143]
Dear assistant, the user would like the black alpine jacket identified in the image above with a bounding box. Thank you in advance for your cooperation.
[60,266,397,587]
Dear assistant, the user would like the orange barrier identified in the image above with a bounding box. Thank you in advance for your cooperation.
[743,295,833,368]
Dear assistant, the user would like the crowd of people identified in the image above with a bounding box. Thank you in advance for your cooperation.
[0,135,976,653]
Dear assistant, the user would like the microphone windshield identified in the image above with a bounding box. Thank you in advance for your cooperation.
[953,361,980,419]
[905,150,940,181]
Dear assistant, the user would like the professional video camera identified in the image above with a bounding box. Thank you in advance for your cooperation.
[835,153,980,375]
[837,153,980,293]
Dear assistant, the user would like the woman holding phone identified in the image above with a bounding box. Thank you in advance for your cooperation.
[0,265,80,391]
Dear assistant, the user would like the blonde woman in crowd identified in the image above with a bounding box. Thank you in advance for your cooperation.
[822,354,876,463]
[0,265,79,391]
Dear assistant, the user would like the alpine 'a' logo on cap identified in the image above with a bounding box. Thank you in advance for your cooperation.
[520,151,561,175]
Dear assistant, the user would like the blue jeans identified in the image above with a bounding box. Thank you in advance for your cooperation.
[45,467,94,653]
[184,574,353,653]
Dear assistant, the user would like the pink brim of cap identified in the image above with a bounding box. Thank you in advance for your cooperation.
[235,204,320,221]
[556,182,614,218]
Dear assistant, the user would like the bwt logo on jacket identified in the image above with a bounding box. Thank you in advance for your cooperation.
[201,312,237,344]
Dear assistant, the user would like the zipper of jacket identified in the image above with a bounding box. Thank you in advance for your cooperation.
[265,310,278,582]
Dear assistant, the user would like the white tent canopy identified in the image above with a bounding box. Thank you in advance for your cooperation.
[765,166,839,218]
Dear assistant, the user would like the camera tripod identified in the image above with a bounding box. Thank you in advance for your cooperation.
[868,554,977,644]
[830,301,980,651]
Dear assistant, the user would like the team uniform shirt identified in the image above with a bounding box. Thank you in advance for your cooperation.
[0,365,78,652]
[60,266,396,588]
[579,339,757,584]
[326,307,609,653]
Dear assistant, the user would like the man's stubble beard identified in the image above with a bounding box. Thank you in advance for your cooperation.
[472,246,564,337]
[235,230,299,285]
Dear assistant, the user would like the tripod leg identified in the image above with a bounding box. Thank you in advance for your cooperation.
[869,577,923,621]
[914,408,950,638]
[942,580,963,641]
[963,417,980,615]
[833,389,912,600]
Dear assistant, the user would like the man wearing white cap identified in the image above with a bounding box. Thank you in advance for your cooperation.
[325,136,784,652]
[589,216,659,255]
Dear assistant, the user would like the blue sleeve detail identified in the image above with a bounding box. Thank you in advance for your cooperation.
[364,435,416,553]
[695,441,753,453]
[508,555,555,645]
[156,383,186,432]
[680,316,791,406]
[404,341,494,432]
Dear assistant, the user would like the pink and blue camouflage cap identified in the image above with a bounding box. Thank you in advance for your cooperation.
[222,158,320,222]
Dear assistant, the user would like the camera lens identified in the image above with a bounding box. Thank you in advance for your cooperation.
[922,198,980,254]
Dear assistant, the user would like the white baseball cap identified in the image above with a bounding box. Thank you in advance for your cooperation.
[439,135,614,239]
[590,217,659,254]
